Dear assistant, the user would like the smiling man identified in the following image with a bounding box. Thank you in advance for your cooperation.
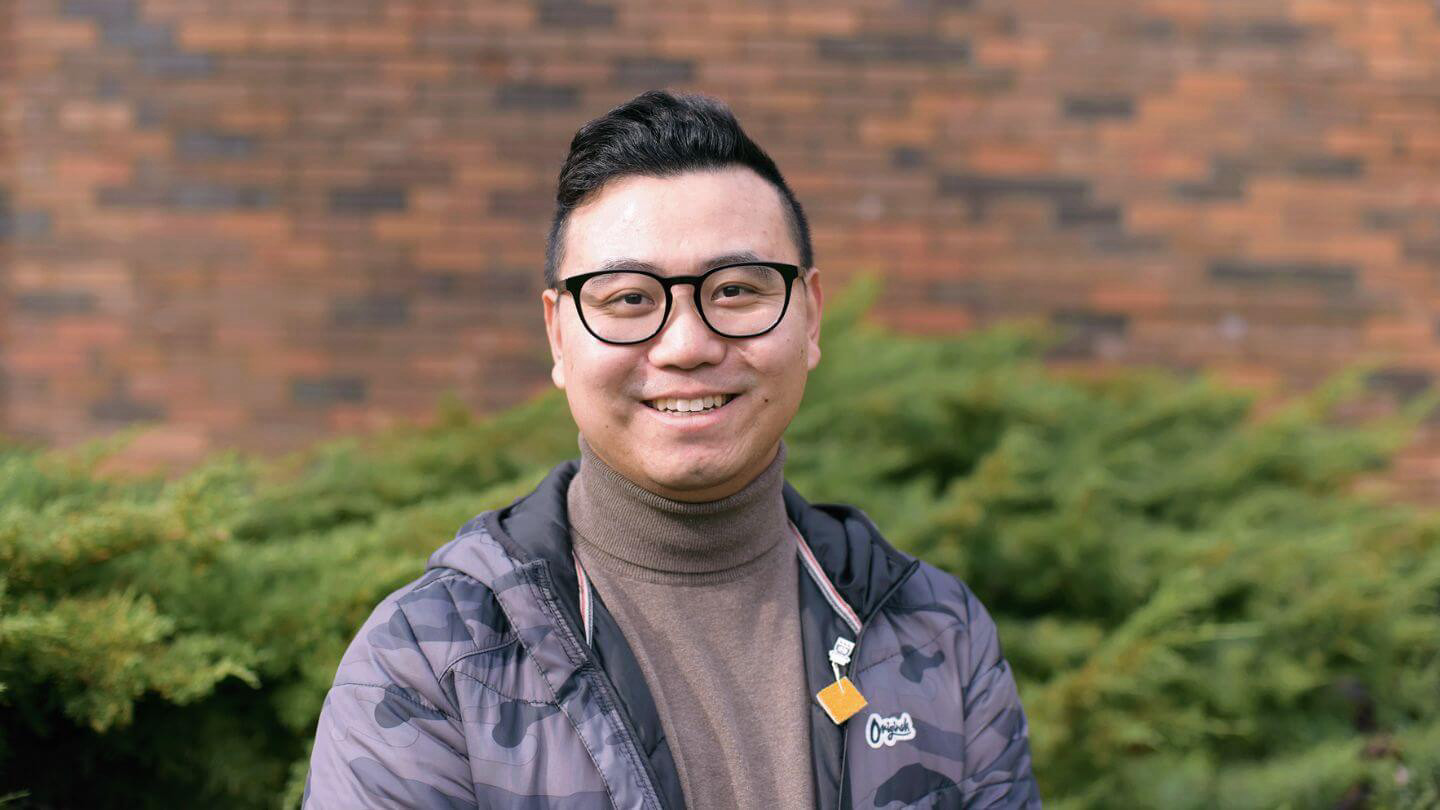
[304,91,1041,809]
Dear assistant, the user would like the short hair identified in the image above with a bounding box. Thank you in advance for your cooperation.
[544,90,813,287]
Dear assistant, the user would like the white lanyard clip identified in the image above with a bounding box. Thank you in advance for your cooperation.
[828,637,855,691]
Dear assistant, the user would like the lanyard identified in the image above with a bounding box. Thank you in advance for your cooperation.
[570,521,869,724]
[573,549,595,647]
[569,521,861,645]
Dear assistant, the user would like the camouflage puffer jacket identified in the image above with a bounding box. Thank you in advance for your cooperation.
[303,460,1042,809]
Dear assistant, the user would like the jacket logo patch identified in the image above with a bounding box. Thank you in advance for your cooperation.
[865,712,916,748]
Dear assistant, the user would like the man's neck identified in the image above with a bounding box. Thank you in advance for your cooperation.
[566,434,789,579]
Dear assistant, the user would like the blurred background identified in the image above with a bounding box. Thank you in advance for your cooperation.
[5,1,1440,808]
[7,0,1440,499]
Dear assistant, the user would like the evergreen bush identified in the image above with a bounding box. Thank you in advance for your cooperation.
[2,282,1437,808]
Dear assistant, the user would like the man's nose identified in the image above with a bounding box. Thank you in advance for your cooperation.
[646,285,726,369]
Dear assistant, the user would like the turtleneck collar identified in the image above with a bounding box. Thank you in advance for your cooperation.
[566,433,790,579]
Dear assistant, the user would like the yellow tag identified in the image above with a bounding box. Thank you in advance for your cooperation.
[816,677,868,724]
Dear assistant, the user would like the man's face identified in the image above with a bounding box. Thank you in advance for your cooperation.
[542,167,823,502]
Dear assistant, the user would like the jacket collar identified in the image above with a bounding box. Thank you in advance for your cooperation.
[438,459,918,810]
[480,459,916,625]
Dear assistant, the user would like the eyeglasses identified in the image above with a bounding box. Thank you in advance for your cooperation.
[556,261,803,345]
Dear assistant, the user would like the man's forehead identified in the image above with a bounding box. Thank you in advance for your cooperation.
[558,169,794,278]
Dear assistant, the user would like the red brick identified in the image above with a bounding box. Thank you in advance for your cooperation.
[6,0,1440,500]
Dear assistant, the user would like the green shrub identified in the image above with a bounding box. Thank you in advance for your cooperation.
[2,281,1437,808]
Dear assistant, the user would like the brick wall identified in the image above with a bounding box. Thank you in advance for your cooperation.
[5,0,1440,497]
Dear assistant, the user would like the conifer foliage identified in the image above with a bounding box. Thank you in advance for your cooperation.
[1,283,1437,808]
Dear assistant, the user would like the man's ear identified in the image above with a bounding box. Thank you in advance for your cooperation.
[803,267,824,371]
[541,288,566,389]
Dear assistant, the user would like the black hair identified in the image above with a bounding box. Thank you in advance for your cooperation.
[544,90,813,287]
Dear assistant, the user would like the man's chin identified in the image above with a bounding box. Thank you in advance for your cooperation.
[638,459,750,502]
[636,442,784,502]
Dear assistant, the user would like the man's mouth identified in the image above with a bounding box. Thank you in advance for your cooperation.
[642,393,738,413]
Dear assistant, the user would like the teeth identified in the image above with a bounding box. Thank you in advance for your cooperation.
[648,394,732,413]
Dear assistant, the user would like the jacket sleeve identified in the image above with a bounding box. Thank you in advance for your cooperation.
[957,584,1043,809]
[302,591,477,810]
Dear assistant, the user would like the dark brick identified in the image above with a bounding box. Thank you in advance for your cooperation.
[614,57,694,87]
[476,357,550,407]
[1134,18,1175,40]
[1063,95,1134,121]
[62,0,137,23]
[1246,21,1308,45]
[1048,309,1129,359]
[291,376,367,405]
[537,0,615,28]
[95,76,124,99]
[478,268,541,303]
[1208,260,1356,292]
[891,146,928,169]
[421,267,535,297]
[1363,209,1407,230]
[90,393,165,423]
[171,183,273,210]
[1404,239,1440,264]
[371,159,453,186]
[817,35,970,64]
[1172,181,1243,201]
[939,173,1089,200]
[6,210,54,237]
[1289,155,1364,178]
[496,82,579,110]
[329,186,408,214]
[176,131,256,159]
[293,0,385,23]
[16,291,96,316]
[1173,157,1249,201]
[924,279,990,310]
[138,51,215,78]
[134,99,164,128]
[1051,309,1128,334]
[939,173,1090,219]
[1367,368,1432,401]
[418,272,459,296]
[971,68,1017,93]
[1091,230,1165,254]
[96,186,159,207]
[1203,21,1308,46]
[331,294,410,327]
[490,189,553,218]
[1057,202,1121,227]
[99,20,173,49]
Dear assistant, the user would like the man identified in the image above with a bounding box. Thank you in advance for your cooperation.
[304,90,1040,809]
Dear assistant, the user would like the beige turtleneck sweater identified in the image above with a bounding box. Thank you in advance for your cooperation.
[567,435,816,810]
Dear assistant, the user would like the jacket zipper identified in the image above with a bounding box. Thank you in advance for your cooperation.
[535,561,672,810]
[834,559,922,810]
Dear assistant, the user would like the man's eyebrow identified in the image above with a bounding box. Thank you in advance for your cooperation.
[593,257,663,274]
[591,251,766,275]
[700,250,764,268]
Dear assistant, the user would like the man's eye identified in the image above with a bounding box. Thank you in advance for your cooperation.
[601,291,654,307]
[717,285,754,298]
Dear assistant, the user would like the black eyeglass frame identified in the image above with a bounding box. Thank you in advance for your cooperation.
[556,261,805,345]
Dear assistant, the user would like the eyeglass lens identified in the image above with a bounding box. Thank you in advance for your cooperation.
[577,265,789,343]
